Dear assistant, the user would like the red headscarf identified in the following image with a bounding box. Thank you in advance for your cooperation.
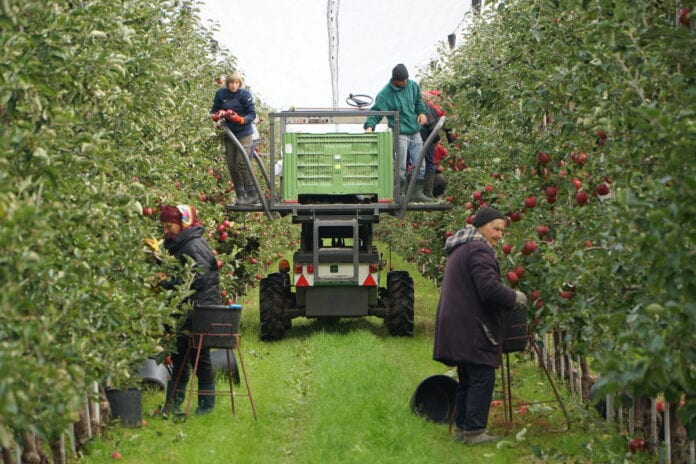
[159,204,200,228]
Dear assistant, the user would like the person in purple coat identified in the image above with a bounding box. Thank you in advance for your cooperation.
[433,207,528,445]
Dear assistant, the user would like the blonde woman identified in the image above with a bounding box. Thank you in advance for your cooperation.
[210,72,258,205]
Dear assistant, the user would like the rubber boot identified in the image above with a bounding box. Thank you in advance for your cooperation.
[422,171,444,202]
[412,180,437,203]
[162,380,185,419]
[423,171,435,198]
[239,186,260,205]
[196,383,216,416]
[234,187,247,205]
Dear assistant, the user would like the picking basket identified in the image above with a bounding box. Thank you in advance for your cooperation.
[191,304,242,349]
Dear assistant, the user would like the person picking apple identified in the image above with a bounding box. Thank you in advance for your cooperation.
[157,204,221,417]
[433,207,527,445]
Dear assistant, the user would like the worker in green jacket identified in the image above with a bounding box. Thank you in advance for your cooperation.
[364,64,433,202]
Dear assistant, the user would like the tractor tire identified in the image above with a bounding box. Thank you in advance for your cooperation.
[259,273,288,341]
[384,270,414,336]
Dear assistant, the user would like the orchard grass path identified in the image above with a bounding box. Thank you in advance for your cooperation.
[81,249,647,464]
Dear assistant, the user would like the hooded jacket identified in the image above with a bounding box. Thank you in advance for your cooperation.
[161,225,221,308]
[433,225,516,368]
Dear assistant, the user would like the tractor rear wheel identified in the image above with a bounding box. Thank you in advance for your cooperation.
[260,273,289,341]
[384,270,414,336]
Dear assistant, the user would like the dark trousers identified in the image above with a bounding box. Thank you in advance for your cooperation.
[171,332,214,389]
[223,134,254,191]
[455,362,496,431]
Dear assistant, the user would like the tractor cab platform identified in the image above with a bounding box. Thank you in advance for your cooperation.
[225,109,452,220]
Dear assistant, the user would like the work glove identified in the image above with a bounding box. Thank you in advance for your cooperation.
[211,110,226,122]
[142,237,161,254]
[514,290,528,308]
[225,110,244,125]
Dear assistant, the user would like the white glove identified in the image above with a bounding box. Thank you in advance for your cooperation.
[514,290,528,308]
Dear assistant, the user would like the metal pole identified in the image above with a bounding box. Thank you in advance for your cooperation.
[221,125,274,221]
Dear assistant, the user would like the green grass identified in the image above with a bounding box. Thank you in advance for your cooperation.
[80,249,650,464]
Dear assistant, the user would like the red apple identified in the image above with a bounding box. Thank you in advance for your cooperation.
[222,219,231,228]
[484,185,494,193]
[472,191,483,201]
[584,240,593,248]
[506,271,519,285]
[465,201,474,210]
[111,452,122,460]
[537,151,551,165]
[466,215,475,225]
[502,244,512,254]
[218,231,228,242]
[628,438,647,453]
[571,178,583,190]
[142,207,154,216]
[444,231,454,238]
[216,259,223,269]
[220,290,228,298]
[524,196,537,209]
[521,240,537,256]
[560,290,573,300]
[514,265,525,279]
[535,224,550,238]
[255,273,263,280]
[571,151,587,165]
[217,224,226,233]
[576,190,589,206]
[530,289,541,301]
[679,7,691,27]
[595,183,610,196]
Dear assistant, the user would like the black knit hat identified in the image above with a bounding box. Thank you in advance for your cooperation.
[473,207,507,227]
[392,64,409,81]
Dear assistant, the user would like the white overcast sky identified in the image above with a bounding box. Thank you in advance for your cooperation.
[197,0,471,110]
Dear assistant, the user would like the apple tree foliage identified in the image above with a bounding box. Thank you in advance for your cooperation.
[0,0,291,445]
[382,0,695,436]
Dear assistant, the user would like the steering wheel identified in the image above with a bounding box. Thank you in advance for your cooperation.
[346,93,373,108]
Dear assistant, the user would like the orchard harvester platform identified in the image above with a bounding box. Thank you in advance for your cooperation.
[226,110,450,340]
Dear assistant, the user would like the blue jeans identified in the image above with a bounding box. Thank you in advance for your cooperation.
[455,362,496,431]
[398,133,425,181]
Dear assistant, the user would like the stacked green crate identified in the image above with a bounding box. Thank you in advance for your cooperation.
[281,132,393,202]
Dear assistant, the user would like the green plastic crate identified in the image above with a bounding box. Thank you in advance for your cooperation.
[281,132,393,201]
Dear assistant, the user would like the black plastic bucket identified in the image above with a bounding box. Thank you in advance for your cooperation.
[136,358,169,389]
[502,305,528,353]
[105,387,142,427]
[191,305,242,348]
[210,349,240,385]
[410,375,458,423]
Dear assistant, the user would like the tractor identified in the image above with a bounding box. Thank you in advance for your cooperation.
[224,106,448,341]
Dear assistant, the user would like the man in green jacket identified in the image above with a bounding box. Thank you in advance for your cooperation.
[364,64,433,202]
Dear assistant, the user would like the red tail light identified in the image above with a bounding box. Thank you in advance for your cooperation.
[307,265,314,274]
[294,264,303,274]
[369,263,379,273]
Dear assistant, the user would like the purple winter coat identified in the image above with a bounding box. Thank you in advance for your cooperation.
[433,226,516,369]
